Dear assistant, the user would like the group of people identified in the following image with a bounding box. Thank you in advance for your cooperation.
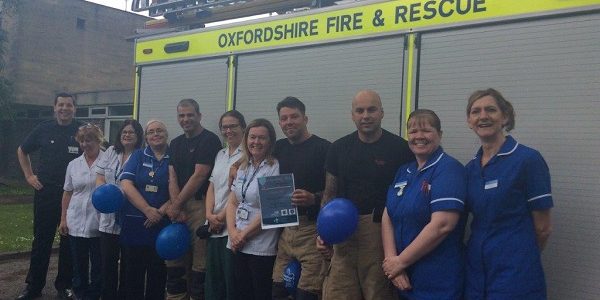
[14,88,552,300]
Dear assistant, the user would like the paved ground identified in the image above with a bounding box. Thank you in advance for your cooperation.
[0,252,60,300]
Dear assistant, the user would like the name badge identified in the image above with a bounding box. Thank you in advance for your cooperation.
[143,161,153,168]
[236,207,249,220]
[68,146,79,154]
[394,181,408,196]
[145,185,158,193]
[485,180,498,190]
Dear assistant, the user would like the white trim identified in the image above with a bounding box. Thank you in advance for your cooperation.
[527,193,552,202]
[430,197,464,205]
[421,152,444,172]
[498,142,519,156]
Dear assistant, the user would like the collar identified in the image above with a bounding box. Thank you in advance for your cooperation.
[144,146,170,161]
[249,158,268,168]
[221,145,242,157]
[472,135,519,161]
[406,147,445,174]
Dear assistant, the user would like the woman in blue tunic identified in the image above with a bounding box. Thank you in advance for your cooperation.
[464,88,553,299]
[120,119,171,300]
[382,109,466,300]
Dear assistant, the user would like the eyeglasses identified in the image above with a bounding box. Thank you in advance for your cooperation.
[146,128,166,136]
[121,130,136,136]
[220,124,240,132]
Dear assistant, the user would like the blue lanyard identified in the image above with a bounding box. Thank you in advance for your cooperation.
[241,164,262,202]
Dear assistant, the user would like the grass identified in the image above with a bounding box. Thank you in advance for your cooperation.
[0,203,61,253]
[0,182,34,196]
[0,203,35,252]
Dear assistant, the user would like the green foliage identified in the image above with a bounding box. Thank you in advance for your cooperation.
[0,0,17,121]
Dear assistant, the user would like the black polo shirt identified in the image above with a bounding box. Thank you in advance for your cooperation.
[274,135,331,220]
[325,129,414,215]
[20,119,83,187]
[169,129,221,200]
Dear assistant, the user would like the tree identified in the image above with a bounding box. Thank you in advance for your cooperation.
[0,0,18,121]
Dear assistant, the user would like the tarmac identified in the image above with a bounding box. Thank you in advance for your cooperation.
[0,249,61,300]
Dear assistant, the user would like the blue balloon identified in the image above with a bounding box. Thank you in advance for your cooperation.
[283,259,301,295]
[155,223,190,260]
[92,183,124,213]
[317,198,359,244]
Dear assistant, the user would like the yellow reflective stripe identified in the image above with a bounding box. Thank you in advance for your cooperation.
[133,67,140,120]
[136,0,599,64]
[403,34,415,137]
[226,55,236,111]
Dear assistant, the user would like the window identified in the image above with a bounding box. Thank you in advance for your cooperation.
[76,108,89,118]
[90,107,107,117]
[76,17,86,30]
[108,105,133,117]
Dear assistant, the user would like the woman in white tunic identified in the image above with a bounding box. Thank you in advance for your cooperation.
[204,110,246,300]
[59,124,105,300]
[226,118,281,300]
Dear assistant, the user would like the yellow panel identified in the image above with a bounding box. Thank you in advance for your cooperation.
[404,34,415,138]
[226,55,236,111]
[136,0,599,64]
[133,67,140,120]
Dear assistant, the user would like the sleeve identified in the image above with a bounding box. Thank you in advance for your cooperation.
[20,123,43,154]
[196,136,222,166]
[230,168,243,192]
[429,159,466,213]
[95,147,111,176]
[168,138,177,166]
[208,151,222,184]
[325,141,339,176]
[269,161,280,176]
[120,149,140,181]
[525,150,553,211]
[63,162,75,192]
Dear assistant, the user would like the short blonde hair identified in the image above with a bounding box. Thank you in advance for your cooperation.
[76,123,104,144]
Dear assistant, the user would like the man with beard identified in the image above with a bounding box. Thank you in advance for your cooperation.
[271,97,331,300]
[166,99,222,300]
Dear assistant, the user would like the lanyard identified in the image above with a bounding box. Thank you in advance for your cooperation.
[114,159,122,182]
[241,163,262,202]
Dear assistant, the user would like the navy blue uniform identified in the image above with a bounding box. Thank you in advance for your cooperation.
[465,136,553,299]
[20,119,82,293]
[119,146,170,300]
[386,147,466,299]
[119,146,170,246]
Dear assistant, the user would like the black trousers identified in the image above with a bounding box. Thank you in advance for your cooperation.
[69,236,102,300]
[233,252,276,300]
[100,232,126,300]
[25,185,72,292]
[121,245,166,300]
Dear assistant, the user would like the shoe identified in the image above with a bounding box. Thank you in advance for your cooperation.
[14,287,41,300]
[56,288,74,300]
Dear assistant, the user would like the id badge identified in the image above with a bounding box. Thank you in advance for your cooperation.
[145,185,158,193]
[68,146,79,154]
[236,207,249,220]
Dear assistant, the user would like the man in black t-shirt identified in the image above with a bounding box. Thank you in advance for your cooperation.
[15,93,81,300]
[318,90,414,300]
[271,97,331,300]
[166,99,222,300]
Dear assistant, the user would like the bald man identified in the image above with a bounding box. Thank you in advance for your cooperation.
[318,90,414,300]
